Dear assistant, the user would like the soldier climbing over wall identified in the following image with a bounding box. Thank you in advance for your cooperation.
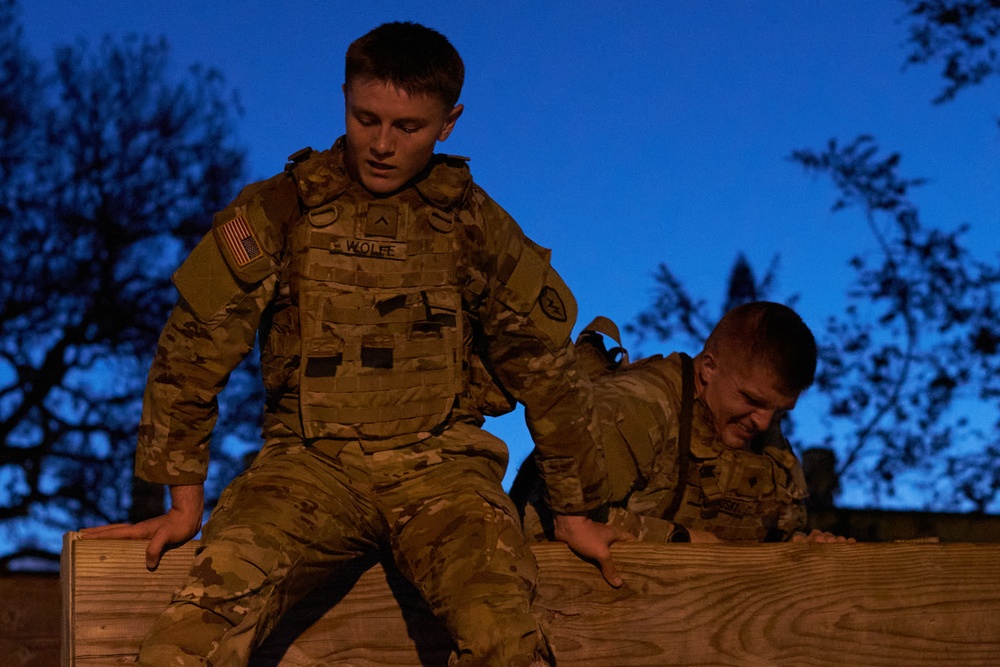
[512,301,854,545]
[80,21,630,667]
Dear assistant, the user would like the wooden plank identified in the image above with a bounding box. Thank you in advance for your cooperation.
[0,573,60,667]
[64,533,199,665]
[62,533,1000,666]
[533,542,1000,666]
[60,533,74,667]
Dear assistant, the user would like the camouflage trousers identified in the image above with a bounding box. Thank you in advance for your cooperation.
[138,421,551,667]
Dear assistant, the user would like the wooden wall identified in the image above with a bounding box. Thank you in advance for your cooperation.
[60,533,1000,666]
[1,574,60,667]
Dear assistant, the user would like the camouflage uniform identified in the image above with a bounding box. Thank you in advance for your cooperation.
[517,352,807,544]
[135,138,607,666]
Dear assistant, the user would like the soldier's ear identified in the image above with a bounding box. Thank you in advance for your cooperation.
[437,104,464,142]
[698,352,718,385]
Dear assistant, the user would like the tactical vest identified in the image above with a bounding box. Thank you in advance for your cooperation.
[266,144,479,447]
[645,418,806,541]
[578,320,807,541]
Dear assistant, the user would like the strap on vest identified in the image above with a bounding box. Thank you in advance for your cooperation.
[579,315,629,367]
[698,465,724,518]
[654,352,694,520]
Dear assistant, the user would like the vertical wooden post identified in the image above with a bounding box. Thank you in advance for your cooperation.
[60,532,75,667]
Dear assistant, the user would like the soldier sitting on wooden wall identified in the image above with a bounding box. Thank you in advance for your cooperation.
[512,301,853,544]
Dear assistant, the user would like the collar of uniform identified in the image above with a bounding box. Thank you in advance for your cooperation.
[413,154,472,210]
[290,137,353,209]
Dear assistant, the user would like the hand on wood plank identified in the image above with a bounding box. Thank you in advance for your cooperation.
[553,513,634,588]
[792,528,856,543]
[78,483,204,570]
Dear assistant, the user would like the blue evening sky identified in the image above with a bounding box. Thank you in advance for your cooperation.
[18,1,1000,507]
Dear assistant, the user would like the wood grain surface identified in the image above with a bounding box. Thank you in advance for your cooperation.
[61,533,1000,666]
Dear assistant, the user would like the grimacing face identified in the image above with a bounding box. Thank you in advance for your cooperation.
[696,350,800,449]
[342,78,463,195]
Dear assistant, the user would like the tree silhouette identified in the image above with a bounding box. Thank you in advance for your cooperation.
[625,252,782,354]
[902,0,1000,106]
[790,135,1000,511]
[0,0,256,569]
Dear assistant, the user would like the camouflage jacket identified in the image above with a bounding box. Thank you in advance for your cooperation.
[601,352,807,541]
[517,352,807,541]
[134,138,608,515]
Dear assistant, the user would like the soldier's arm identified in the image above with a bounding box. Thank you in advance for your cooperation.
[81,175,294,552]
[765,429,822,542]
[489,282,633,585]
[79,284,270,557]
[469,192,631,583]
[475,199,606,513]
[133,288,272,486]
[134,173,294,487]
[605,507,721,543]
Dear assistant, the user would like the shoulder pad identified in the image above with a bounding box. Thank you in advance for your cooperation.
[201,172,293,285]
[758,428,798,468]
[285,146,314,166]
[497,240,578,349]
[172,230,248,325]
[289,141,352,209]
[631,353,683,394]
[414,154,472,210]
[689,434,723,460]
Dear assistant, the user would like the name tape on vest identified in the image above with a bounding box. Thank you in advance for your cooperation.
[330,237,408,260]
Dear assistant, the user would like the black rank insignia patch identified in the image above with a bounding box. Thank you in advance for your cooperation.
[218,214,262,267]
[365,203,399,238]
[538,286,568,322]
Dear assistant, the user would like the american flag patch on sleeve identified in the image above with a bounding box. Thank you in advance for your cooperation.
[218,214,262,267]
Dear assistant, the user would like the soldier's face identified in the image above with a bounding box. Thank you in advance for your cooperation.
[697,351,799,449]
[343,78,463,195]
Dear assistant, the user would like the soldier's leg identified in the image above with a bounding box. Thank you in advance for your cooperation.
[138,439,381,667]
[377,423,551,667]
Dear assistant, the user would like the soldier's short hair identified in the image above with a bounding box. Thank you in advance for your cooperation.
[346,22,465,109]
[705,301,817,394]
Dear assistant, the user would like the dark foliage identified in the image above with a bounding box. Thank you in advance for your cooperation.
[790,136,1000,510]
[902,0,1000,106]
[626,252,782,354]
[0,0,257,569]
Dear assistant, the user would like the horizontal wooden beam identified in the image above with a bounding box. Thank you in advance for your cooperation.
[61,532,1000,666]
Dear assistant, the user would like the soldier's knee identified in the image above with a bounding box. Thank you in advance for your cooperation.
[138,601,228,666]
[178,537,280,610]
[447,600,549,667]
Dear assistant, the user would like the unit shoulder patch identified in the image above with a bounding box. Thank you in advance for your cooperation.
[539,286,568,322]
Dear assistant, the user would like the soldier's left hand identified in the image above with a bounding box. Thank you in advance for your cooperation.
[792,528,856,543]
[553,514,634,588]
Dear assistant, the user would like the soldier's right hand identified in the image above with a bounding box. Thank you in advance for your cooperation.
[79,483,205,570]
[553,513,634,588]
